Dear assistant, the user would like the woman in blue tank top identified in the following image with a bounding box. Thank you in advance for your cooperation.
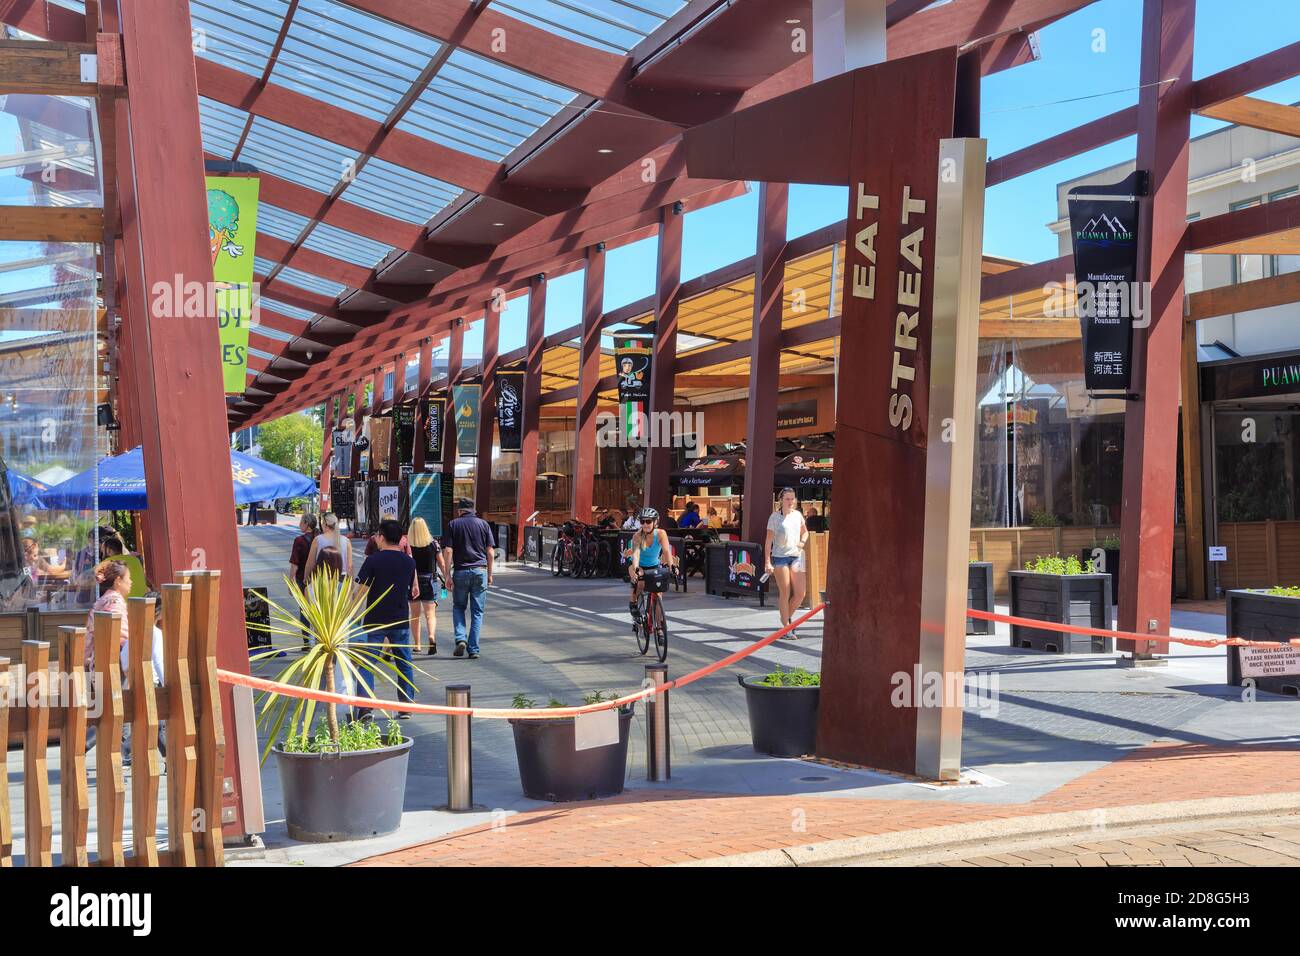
[628,507,674,618]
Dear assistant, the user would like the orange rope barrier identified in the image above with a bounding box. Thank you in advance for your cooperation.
[218,602,827,719]
[966,608,1300,649]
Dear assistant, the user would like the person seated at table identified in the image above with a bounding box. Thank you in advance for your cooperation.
[98,534,147,598]
[806,505,828,533]
[706,507,723,530]
[621,509,641,530]
[598,509,620,530]
[678,501,702,530]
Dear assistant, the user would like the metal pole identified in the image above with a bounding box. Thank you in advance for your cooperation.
[24,604,40,643]
[446,684,473,810]
[645,664,670,781]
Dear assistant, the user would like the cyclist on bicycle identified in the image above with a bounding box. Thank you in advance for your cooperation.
[628,507,676,622]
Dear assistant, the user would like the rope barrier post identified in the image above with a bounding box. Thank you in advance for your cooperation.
[645,664,670,782]
[446,685,473,811]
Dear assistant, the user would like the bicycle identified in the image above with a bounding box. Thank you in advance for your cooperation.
[551,521,579,577]
[632,564,674,663]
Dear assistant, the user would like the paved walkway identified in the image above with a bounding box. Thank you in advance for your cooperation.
[232,525,1300,868]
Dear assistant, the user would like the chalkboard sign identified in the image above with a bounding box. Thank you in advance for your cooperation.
[244,586,271,650]
[330,476,356,519]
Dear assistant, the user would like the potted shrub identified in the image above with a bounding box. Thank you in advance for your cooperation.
[738,666,820,757]
[1079,534,1121,603]
[252,569,427,842]
[509,691,635,801]
[1226,586,1300,696]
[967,559,995,635]
[1008,554,1114,654]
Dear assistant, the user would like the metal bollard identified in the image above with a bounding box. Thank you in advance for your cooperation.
[24,604,40,643]
[446,684,473,811]
[645,664,670,782]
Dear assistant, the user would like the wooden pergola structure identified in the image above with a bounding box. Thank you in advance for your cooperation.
[5,0,1300,806]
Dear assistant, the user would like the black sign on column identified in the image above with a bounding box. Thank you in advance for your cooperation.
[497,369,524,453]
[425,397,445,460]
[1067,171,1147,394]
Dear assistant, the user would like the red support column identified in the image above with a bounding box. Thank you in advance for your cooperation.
[441,322,464,484]
[1118,0,1196,659]
[574,244,606,523]
[517,276,546,553]
[389,353,407,481]
[413,337,433,472]
[115,0,252,837]
[318,392,338,504]
[475,307,500,514]
[742,183,789,544]
[350,380,365,479]
[644,205,683,512]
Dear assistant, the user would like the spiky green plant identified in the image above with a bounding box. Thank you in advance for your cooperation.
[248,568,430,763]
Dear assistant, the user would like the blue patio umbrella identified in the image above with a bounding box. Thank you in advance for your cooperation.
[34,446,316,510]
[5,468,50,506]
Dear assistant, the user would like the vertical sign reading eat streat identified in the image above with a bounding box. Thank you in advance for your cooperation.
[817,51,958,774]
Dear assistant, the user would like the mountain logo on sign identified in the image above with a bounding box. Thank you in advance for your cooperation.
[1076,213,1133,242]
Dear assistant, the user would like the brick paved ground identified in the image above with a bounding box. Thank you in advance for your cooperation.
[354,743,1300,866]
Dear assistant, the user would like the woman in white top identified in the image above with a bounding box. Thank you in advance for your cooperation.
[764,487,808,638]
[303,512,353,581]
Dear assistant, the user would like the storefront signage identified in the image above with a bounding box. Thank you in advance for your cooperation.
[1201,352,1300,402]
[452,383,480,457]
[497,370,524,453]
[206,175,260,394]
[425,397,445,459]
[1066,173,1144,393]
[776,399,817,431]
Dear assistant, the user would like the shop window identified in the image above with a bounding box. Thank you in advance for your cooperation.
[1214,411,1297,522]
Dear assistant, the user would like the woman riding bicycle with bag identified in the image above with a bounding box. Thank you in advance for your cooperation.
[628,507,676,624]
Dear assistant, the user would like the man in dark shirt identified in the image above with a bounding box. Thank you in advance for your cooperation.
[440,498,495,659]
[288,514,318,649]
[354,519,418,718]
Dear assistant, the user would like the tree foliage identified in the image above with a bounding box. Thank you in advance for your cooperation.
[257,413,322,479]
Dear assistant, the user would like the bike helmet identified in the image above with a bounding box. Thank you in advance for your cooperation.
[638,507,659,523]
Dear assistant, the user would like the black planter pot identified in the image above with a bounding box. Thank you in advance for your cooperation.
[738,675,820,757]
[274,737,413,842]
[967,562,994,635]
[1079,547,1121,603]
[509,705,635,802]
[1226,589,1300,697]
[1008,570,1114,654]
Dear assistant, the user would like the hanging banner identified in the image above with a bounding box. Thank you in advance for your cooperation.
[425,397,445,460]
[408,472,442,537]
[615,334,653,442]
[394,403,416,467]
[330,429,352,478]
[1067,173,1144,393]
[370,415,392,474]
[453,383,481,457]
[206,175,260,394]
[497,370,524,453]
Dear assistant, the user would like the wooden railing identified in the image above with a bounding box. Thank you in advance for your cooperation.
[0,570,226,867]
[1214,520,1300,590]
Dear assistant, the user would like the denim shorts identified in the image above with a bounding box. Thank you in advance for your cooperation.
[771,555,799,568]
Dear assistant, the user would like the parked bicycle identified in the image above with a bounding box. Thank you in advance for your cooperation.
[551,519,612,578]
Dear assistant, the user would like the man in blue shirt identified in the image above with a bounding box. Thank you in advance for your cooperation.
[354,519,418,718]
[440,498,495,659]
[678,502,702,529]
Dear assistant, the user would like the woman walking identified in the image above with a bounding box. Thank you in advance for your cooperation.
[407,517,441,655]
[303,512,352,581]
[764,487,808,638]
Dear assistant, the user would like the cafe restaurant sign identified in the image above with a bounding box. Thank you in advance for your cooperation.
[1202,351,1300,402]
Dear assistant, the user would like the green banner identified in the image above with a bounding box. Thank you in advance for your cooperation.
[452,383,480,457]
[207,175,260,393]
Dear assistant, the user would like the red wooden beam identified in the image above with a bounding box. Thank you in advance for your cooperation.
[1186,191,1300,252]
[644,204,683,512]
[516,276,546,550]
[474,305,498,513]
[573,244,605,522]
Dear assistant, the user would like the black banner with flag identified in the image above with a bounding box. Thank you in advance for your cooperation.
[425,397,445,459]
[1067,173,1144,393]
[497,369,524,453]
[394,402,416,467]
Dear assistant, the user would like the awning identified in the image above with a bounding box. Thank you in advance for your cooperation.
[671,454,745,488]
[4,468,50,507]
[35,446,317,510]
[774,450,833,489]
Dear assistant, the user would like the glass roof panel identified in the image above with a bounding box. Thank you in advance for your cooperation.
[253,255,279,278]
[197,97,248,159]
[491,0,688,54]
[301,221,395,268]
[258,297,316,321]
[248,347,277,362]
[397,49,577,161]
[238,117,359,195]
[342,157,462,224]
[257,203,313,243]
[254,324,295,343]
[190,0,292,79]
[275,266,348,298]
[267,0,443,123]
